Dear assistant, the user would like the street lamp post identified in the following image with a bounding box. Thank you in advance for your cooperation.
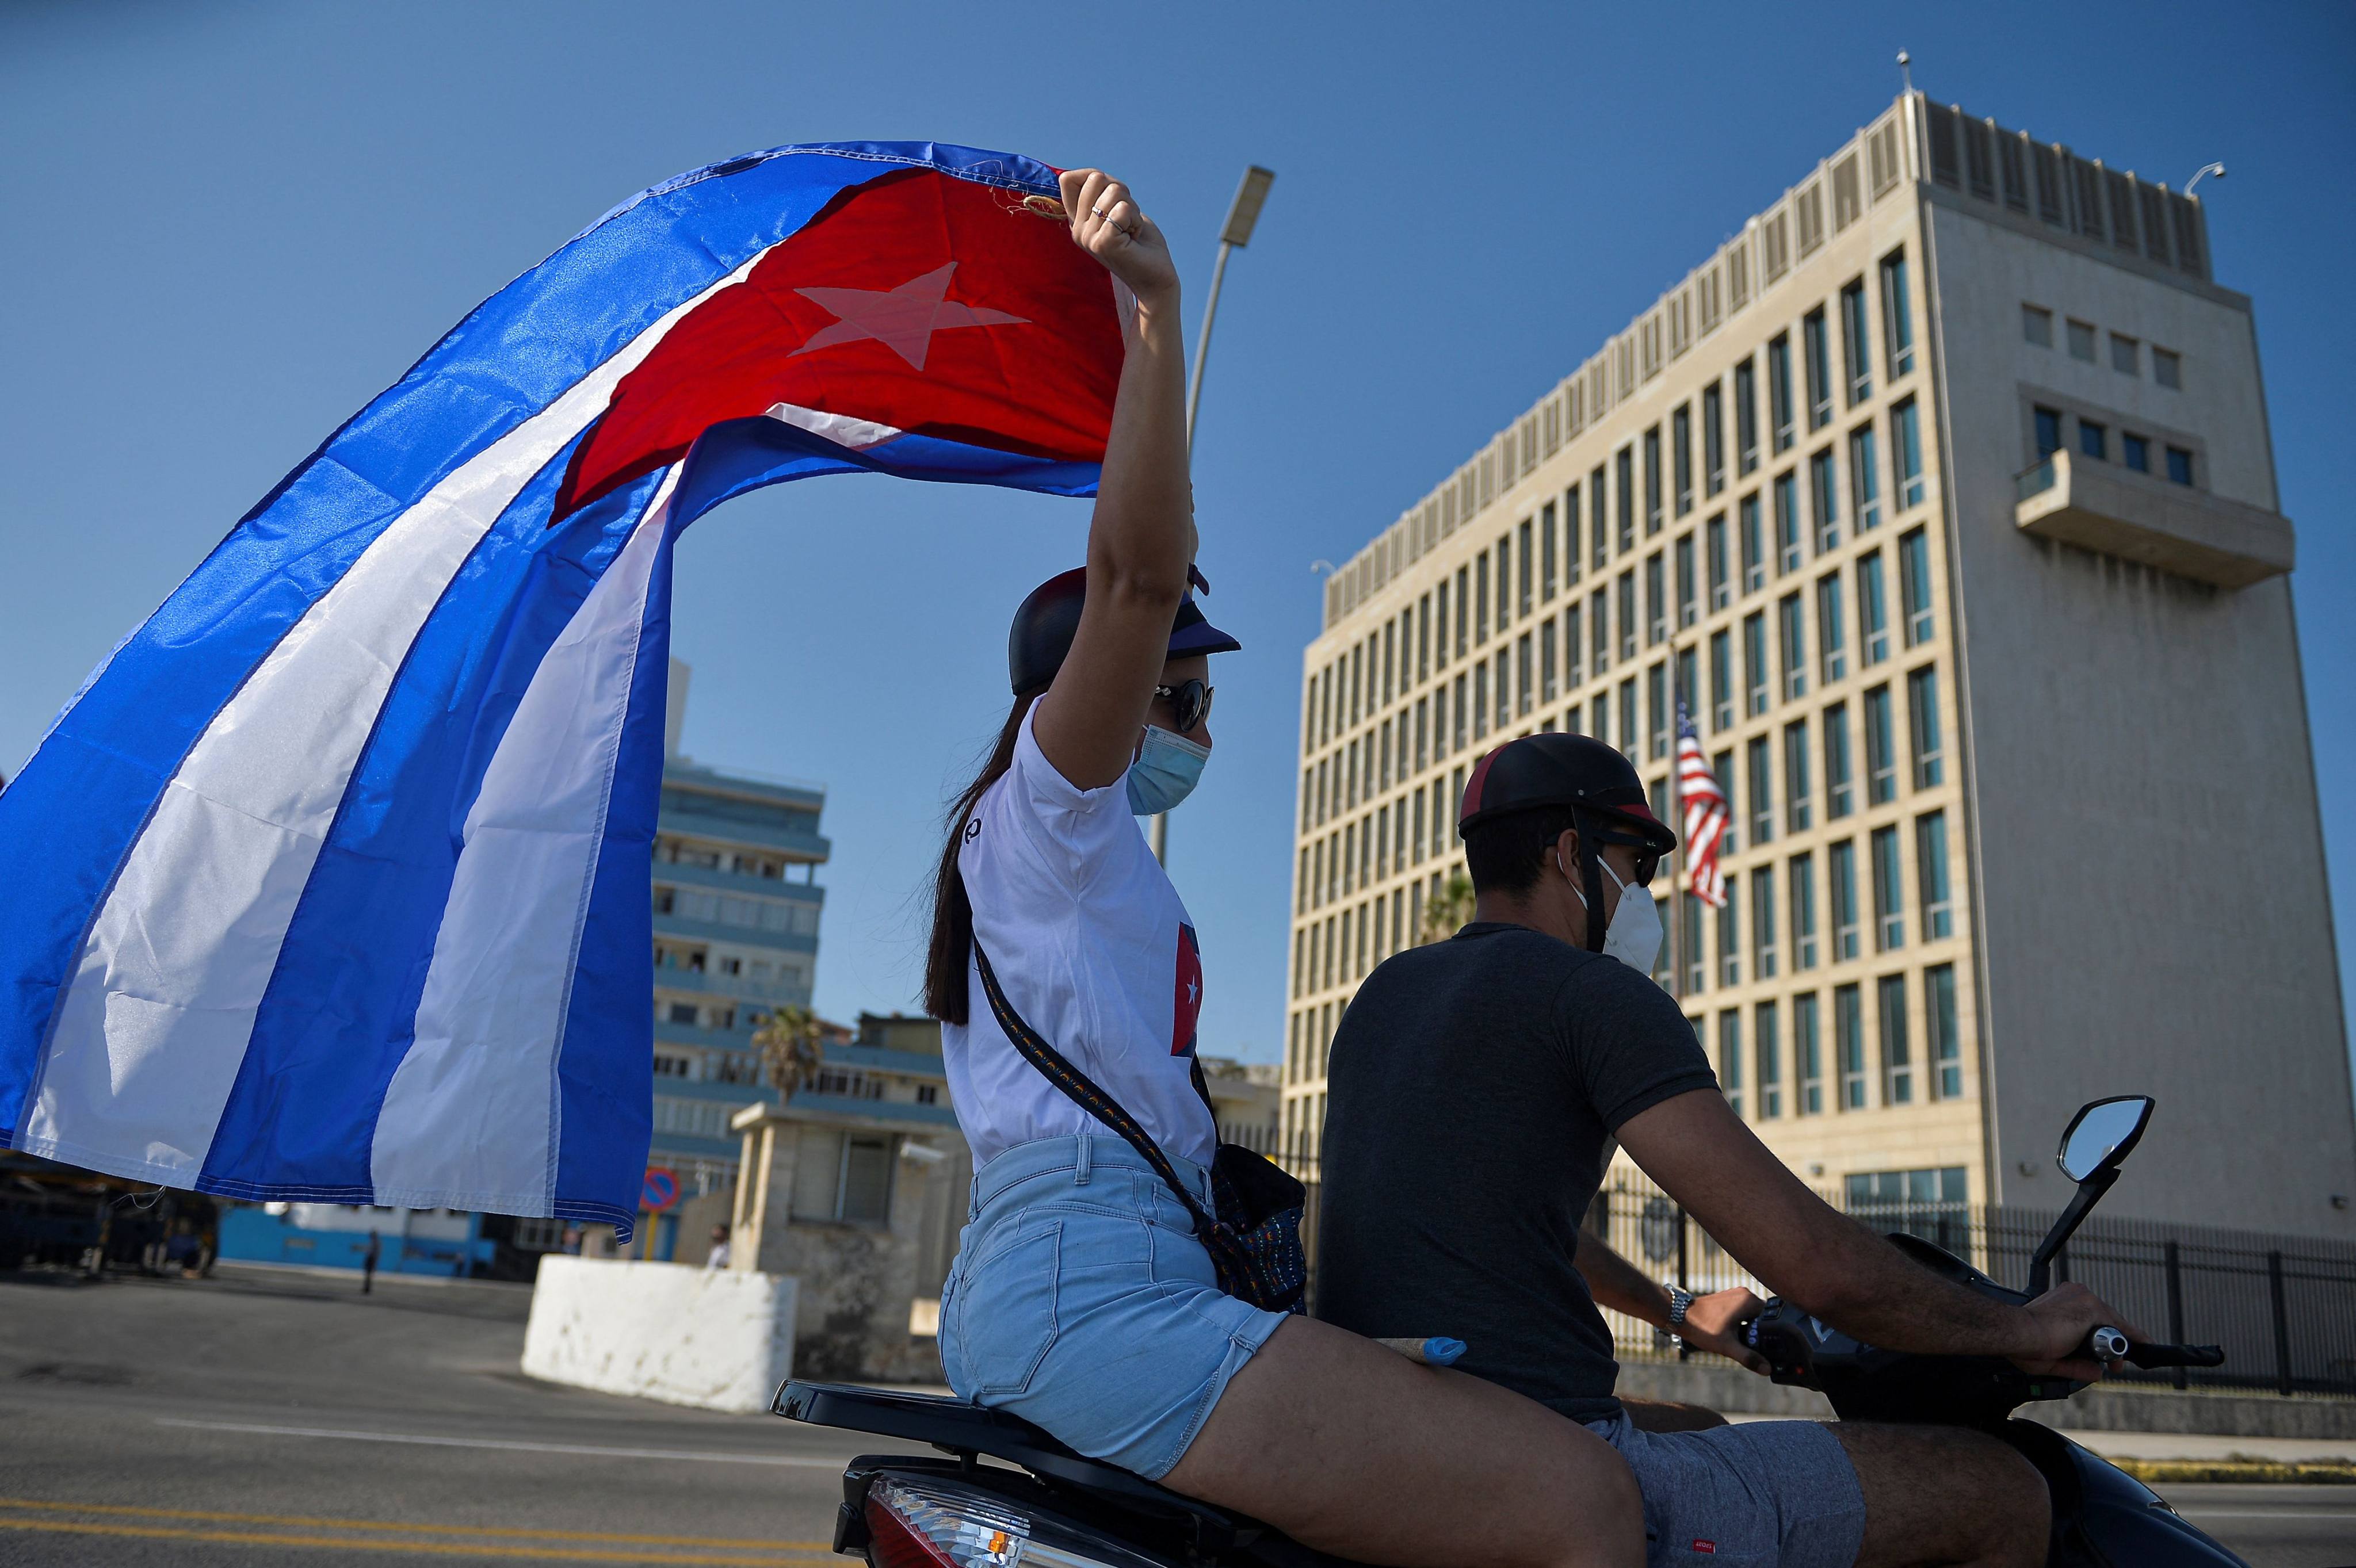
[1151,163,1274,866]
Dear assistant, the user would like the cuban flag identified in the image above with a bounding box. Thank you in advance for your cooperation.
[0,143,1122,1237]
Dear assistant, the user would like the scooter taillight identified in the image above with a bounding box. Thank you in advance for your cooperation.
[863,1474,1145,1567]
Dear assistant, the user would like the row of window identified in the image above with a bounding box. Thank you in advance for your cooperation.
[2022,304,2183,389]
[652,884,823,935]
[1714,962,1966,1119]
[1301,518,1939,841]
[2031,403,2195,486]
[653,942,814,995]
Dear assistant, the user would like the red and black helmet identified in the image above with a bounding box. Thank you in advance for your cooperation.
[1459,733,1677,952]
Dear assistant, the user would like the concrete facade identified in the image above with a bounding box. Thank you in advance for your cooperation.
[1287,93,2351,1238]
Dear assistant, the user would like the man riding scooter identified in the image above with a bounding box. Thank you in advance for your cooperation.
[1315,733,2144,1568]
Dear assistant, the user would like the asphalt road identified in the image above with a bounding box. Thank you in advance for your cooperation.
[1,1264,2348,1567]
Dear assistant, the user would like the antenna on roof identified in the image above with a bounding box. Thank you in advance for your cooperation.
[1896,49,1914,94]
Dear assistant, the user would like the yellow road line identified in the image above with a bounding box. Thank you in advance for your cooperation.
[0,1496,830,1550]
[0,1516,842,1565]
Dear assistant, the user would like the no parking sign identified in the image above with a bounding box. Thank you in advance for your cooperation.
[641,1167,681,1214]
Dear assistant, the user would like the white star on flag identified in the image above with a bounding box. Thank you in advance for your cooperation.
[792,262,1028,372]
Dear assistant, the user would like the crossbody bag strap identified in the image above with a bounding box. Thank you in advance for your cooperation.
[971,939,1219,1236]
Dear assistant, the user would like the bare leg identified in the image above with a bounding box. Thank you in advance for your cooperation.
[1162,1316,1644,1568]
[1835,1422,2048,1568]
[1620,1396,1728,1433]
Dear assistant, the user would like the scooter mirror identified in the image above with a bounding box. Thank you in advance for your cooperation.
[2057,1096,2154,1183]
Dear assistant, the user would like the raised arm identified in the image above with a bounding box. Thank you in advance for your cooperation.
[1617,1088,2141,1378]
[1031,169,1196,789]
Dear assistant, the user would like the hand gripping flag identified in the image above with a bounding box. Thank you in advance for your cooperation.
[0,144,1122,1237]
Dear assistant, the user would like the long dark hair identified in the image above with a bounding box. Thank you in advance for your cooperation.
[924,691,1040,1024]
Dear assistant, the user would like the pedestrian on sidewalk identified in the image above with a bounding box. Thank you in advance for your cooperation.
[361,1228,380,1294]
[704,1225,731,1269]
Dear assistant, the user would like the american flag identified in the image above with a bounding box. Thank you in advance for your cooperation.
[1676,702,1729,908]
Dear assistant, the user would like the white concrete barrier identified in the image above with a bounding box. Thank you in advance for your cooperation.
[521,1256,797,1413]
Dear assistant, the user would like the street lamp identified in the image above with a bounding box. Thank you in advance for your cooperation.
[2185,162,2226,197]
[1151,163,1275,867]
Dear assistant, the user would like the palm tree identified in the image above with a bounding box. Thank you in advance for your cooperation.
[752,1004,824,1103]
[1418,870,1475,944]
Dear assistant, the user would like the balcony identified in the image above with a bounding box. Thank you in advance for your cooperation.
[2013,449,2293,590]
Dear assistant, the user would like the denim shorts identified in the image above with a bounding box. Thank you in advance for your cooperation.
[939,1134,1289,1480]
[1584,1412,1866,1567]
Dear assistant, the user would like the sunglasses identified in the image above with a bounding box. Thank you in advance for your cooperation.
[1152,680,1215,733]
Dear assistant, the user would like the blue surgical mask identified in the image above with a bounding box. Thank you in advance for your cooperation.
[1127,726,1211,816]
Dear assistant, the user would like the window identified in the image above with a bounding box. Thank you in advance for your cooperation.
[1718,874,1742,986]
[1618,678,1638,757]
[1836,984,1866,1108]
[1916,811,1953,940]
[1927,965,1961,1099]
[1703,381,1726,496]
[1710,630,1734,731]
[2122,433,2151,473]
[2166,446,2195,486]
[1415,697,1429,770]
[1475,552,1491,643]
[1864,685,1896,804]
[1617,571,1637,660]
[1753,864,1779,979]
[1881,250,1915,377]
[793,1130,896,1225]
[1795,992,1823,1115]
[1803,308,1832,429]
[1740,494,1766,592]
[2078,418,2107,461]
[1714,749,1738,853]
[1899,529,1934,646]
[2153,347,2182,389]
[1517,634,1534,717]
[1648,662,1670,760]
[2109,332,2140,376]
[1755,1001,1782,1118]
[1840,280,1872,404]
[1892,399,1924,508]
[1824,701,1854,818]
[1774,473,1801,573]
[1673,404,1694,516]
[1848,424,1881,532]
[1743,613,1769,717]
[1871,825,1905,950]
[1541,502,1558,601]
[1644,426,1665,535]
[1735,355,1761,473]
[1706,513,1729,610]
[2033,406,2064,459]
[2066,318,2097,362]
[1880,974,1912,1104]
[1617,446,1636,552]
[1590,587,1609,674]
[1540,619,1557,703]
[1591,468,1610,569]
[1807,448,1838,552]
[1830,839,1860,961]
[1565,603,1583,686]
[1454,567,1469,656]
[2021,304,2053,347]
[1645,553,1667,645]
[1470,667,1489,740]
[1452,672,1467,751]
[1495,648,1511,729]
[1563,488,1581,588]
[1767,333,1794,452]
[1790,851,1819,970]
[1747,736,1774,847]
[1719,1011,1744,1116]
[1676,533,1698,628]
[1778,592,1807,699]
[1785,718,1813,833]
[1907,664,1944,787]
[1683,894,1706,995]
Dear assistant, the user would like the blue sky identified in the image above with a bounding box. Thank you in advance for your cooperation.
[3,1,2350,1067]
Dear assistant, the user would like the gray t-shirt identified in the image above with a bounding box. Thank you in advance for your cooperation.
[1313,921,1717,1422]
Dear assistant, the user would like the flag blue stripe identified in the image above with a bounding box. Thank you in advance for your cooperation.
[193,453,668,1198]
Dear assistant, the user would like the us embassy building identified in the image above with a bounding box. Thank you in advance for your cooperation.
[1285,93,2352,1238]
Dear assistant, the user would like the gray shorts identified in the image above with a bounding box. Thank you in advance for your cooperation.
[1583,1412,1866,1567]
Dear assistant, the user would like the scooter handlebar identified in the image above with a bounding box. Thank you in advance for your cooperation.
[2082,1326,2227,1370]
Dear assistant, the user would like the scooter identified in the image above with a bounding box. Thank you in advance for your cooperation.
[774,1094,2242,1566]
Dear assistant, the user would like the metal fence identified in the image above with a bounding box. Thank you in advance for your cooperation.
[1221,1126,2356,1398]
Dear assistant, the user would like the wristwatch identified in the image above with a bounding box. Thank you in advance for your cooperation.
[1664,1285,1694,1333]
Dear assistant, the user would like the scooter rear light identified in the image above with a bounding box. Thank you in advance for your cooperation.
[862,1475,1145,1567]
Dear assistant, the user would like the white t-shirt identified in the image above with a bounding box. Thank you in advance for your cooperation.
[944,705,1213,1171]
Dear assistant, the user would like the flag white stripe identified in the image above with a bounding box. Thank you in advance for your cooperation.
[22,259,767,1186]
[370,471,674,1212]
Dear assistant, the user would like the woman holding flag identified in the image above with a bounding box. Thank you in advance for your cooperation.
[922,167,1641,1568]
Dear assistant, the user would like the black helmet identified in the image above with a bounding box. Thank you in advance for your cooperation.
[1459,733,1677,954]
[1008,565,1241,696]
